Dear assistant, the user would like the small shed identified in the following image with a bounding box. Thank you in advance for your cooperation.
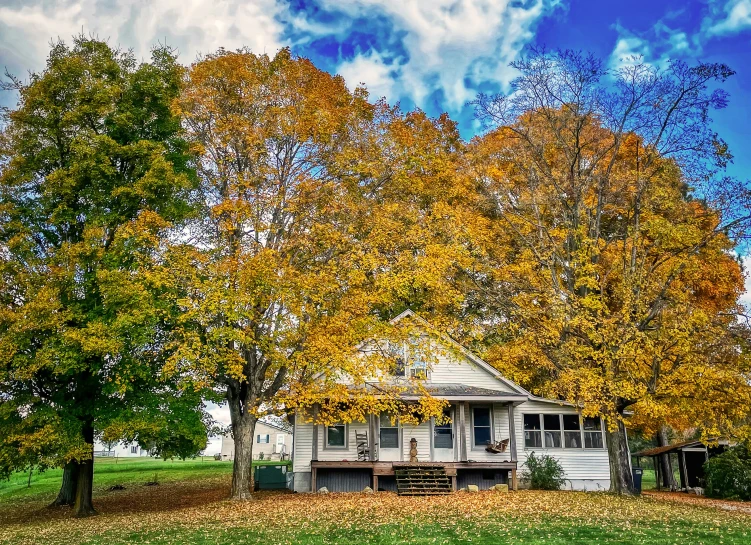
[633,440,729,491]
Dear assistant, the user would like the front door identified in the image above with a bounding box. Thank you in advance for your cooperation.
[379,413,401,461]
[432,406,454,462]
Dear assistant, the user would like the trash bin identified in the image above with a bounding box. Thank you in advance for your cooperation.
[632,467,643,494]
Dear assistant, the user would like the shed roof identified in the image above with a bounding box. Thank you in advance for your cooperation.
[633,440,706,457]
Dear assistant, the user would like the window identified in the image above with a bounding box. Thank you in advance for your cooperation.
[563,415,582,448]
[583,417,604,449]
[257,434,270,444]
[525,413,603,449]
[390,341,428,379]
[543,414,562,448]
[433,408,452,449]
[379,413,399,449]
[130,445,138,454]
[326,424,346,448]
[473,407,492,447]
[524,414,542,448]
[410,355,427,379]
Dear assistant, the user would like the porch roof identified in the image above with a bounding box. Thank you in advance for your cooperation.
[377,382,529,402]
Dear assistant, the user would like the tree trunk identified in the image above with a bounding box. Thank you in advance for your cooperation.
[49,461,79,507]
[657,426,677,490]
[73,422,97,517]
[230,414,257,500]
[605,416,635,495]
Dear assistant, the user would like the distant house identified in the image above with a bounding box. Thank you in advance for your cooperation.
[220,419,293,461]
[291,310,611,493]
[92,440,154,458]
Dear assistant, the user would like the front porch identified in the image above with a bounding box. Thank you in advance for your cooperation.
[311,460,519,492]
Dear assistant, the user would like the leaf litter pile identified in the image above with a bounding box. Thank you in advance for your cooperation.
[1,477,749,545]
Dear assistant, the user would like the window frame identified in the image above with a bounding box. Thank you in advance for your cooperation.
[432,407,453,450]
[582,416,605,449]
[257,434,270,444]
[522,412,606,451]
[543,414,562,448]
[523,413,543,448]
[563,414,582,449]
[379,413,400,450]
[130,445,138,454]
[323,423,348,450]
[389,340,430,380]
[471,405,494,450]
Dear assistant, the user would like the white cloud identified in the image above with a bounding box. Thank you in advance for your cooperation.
[608,21,699,71]
[328,0,560,110]
[703,0,751,36]
[0,0,289,78]
[338,50,400,101]
[609,31,652,69]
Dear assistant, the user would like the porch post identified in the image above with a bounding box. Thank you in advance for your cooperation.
[459,402,468,462]
[368,413,377,461]
[507,402,518,491]
[507,403,517,462]
[678,450,688,490]
[312,404,320,462]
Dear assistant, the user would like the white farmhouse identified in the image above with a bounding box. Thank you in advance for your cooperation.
[291,310,611,493]
[220,419,293,461]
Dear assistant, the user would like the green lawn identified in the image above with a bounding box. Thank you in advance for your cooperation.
[0,457,287,503]
[0,458,748,545]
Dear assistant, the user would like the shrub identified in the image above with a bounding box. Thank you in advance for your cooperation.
[704,445,751,501]
[522,452,566,490]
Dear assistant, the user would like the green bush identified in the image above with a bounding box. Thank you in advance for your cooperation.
[704,445,751,501]
[522,452,566,490]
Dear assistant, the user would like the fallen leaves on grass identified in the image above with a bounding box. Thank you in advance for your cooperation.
[1,476,750,545]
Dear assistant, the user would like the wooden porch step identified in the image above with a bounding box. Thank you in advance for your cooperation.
[395,465,453,496]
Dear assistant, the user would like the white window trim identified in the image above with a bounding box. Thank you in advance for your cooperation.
[470,405,494,450]
[522,413,606,451]
[431,407,454,451]
[323,423,348,450]
[257,434,270,444]
[391,340,431,380]
[582,416,606,449]
[379,414,401,450]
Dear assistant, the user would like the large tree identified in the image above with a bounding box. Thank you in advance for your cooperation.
[466,50,751,494]
[167,48,464,499]
[0,37,206,516]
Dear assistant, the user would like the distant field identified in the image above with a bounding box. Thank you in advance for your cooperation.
[0,457,288,503]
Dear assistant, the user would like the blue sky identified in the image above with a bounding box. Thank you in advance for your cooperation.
[1,0,749,450]
[0,1,748,178]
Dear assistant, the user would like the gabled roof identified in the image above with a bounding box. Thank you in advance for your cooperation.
[390,309,531,397]
[257,417,293,433]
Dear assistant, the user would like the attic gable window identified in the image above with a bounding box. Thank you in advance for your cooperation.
[390,340,427,379]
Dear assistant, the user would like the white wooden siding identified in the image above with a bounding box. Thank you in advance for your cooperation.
[462,403,513,462]
[429,352,516,392]
[293,417,314,472]
[513,400,611,482]
[316,420,370,462]
[401,421,431,462]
